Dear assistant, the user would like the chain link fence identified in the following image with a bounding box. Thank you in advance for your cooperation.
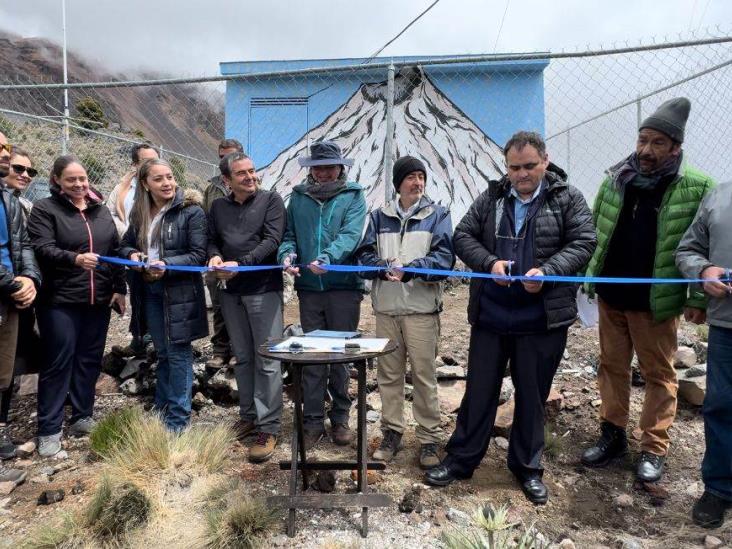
[0,28,730,221]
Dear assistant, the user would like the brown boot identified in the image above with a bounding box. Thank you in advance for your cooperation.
[233,419,256,441]
[249,432,277,463]
[418,443,441,470]
[331,423,353,446]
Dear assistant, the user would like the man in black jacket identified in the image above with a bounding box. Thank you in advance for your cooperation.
[208,152,286,463]
[425,131,596,504]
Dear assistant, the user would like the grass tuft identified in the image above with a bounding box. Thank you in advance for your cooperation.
[20,512,86,549]
[89,406,144,459]
[544,424,564,459]
[91,482,151,539]
[205,497,277,549]
[175,423,236,474]
[442,504,541,549]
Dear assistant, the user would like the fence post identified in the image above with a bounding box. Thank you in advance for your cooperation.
[61,0,69,155]
[566,129,571,177]
[159,144,165,159]
[636,97,642,129]
[383,62,396,206]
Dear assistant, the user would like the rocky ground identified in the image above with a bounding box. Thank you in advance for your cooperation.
[0,283,728,548]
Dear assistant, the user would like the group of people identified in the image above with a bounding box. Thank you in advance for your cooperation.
[0,95,731,529]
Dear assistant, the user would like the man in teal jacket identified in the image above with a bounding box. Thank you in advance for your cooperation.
[581,98,714,482]
[278,140,367,449]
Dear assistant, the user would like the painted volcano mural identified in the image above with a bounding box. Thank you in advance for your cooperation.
[258,67,506,222]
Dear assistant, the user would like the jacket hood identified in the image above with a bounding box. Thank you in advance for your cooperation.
[170,187,203,209]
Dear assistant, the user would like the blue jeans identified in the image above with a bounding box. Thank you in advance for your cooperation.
[702,325,732,501]
[144,282,193,432]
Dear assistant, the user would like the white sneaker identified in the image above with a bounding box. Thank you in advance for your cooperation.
[38,433,62,457]
[68,417,96,437]
[0,465,26,484]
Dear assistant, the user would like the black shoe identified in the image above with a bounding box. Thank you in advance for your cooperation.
[424,461,472,487]
[0,429,15,460]
[581,421,628,467]
[692,491,731,529]
[302,429,325,451]
[520,477,548,505]
[636,451,665,482]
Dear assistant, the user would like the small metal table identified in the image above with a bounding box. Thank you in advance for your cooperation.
[259,338,397,537]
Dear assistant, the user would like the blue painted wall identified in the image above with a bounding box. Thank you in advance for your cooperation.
[220,55,548,168]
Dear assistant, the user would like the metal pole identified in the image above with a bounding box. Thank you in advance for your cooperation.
[566,129,571,176]
[636,97,642,129]
[383,63,395,206]
[61,0,69,154]
[159,144,164,159]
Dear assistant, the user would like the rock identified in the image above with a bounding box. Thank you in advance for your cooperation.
[349,469,379,485]
[591,399,602,407]
[493,399,515,437]
[494,437,509,450]
[404,384,414,401]
[313,471,336,493]
[686,481,703,498]
[558,539,576,549]
[15,440,36,458]
[614,494,634,508]
[53,450,69,460]
[499,378,514,405]
[441,355,458,366]
[0,481,18,496]
[685,364,707,378]
[366,411,380,423]
[674,346,697,369]
[545,388,564,419]
[432,509,447,526]
[436,365,465,379]
[40,466,55,477]
[366,391,382,412]
[95,373,119,395]
[191,392,208,411]
[120,378,140,396]
[678,375,706,406]
[17,373,38,396]
[619,537,644,549]
[704,535,724,549]
[14,459,32,468]
[208,368,238,400]
[435,356,445,367]
[446,507,471,525]
[438,380,466,414]
[101,352,125,377]
[119,357,145,380]
[37,489,65,505]
[192,362,207,381]
[0,497,10,509]
[398,487,422,513]
[30,475,49,484]
[694,341,709,364]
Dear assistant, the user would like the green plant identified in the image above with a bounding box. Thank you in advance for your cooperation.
[79,153,106,186]
[90,482,151,539]
[543,424,564,459]
[177,423,236,474]
[89,406,144,459]
[441,505,540,549]
[696,324,709,342]
[20,512,85,549]
[169,156,187,187]
[74,97,108,130]
[0,115,16,139]
[205,497,277,549]
[133,129,146,139]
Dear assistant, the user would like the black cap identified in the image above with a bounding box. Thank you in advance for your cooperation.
[640,97,691,143]
[392,156,426,193]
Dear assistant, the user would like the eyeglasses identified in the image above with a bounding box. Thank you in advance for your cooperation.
[0,143,12,154]
[10,164,38,178]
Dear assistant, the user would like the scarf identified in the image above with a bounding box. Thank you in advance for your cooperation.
[302,171,347,203]
[610,152,682,191]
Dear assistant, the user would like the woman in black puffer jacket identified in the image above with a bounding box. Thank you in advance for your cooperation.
[27,155,126,457]
[120,158,207,431]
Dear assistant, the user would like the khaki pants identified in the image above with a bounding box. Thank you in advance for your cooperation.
[0,309,19,391]
[597,298,679,455]
[375,312,442,444]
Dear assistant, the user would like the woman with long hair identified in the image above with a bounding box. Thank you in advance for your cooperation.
[27,155,126,457]
[3,147,36,217]
[120,158,208,431]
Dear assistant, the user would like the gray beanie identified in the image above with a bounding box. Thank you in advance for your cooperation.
[639,97,691,143]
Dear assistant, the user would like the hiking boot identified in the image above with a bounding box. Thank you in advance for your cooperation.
[233,419,256,442]
[419,443,441,470]
[38,433,62,458]
[0,465,26,484]
[331,423,353,446]
[636,451,665,482]
[0,428,16,460]
[68,417,96,437]
[373,429,402,462]
[581,421,628,467]
[693,491,731,529]
[206,356,229,370]
[249,432,277,463]
[303,429,325,451]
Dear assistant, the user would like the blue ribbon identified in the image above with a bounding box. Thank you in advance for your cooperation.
[97,256,729,285]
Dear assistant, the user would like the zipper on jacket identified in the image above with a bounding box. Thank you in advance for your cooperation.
[79,210,96,305]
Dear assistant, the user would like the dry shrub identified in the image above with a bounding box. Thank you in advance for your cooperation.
[205,497,277,549]
[20,512,88,549]
[174,423,236,474]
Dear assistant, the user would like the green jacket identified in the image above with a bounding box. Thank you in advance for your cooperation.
[277,181,367,293]
[584,162,715,321]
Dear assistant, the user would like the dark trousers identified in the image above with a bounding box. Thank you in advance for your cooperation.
[298,290,362,431]
[36,304,111,436]
[702,325,732,501]
[445,325,568,480]
[207,279,231,358]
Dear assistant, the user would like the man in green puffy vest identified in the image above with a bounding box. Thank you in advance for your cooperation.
[580,97,714,482]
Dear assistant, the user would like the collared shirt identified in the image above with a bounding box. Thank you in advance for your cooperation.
[123,177,137,226]
[510,182,543,235]
[396,198,421,220]
[147,207,167,262]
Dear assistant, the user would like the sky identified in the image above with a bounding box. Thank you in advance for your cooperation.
[0,0,730,76]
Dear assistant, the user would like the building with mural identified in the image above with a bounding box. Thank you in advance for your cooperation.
[220,55,549,221]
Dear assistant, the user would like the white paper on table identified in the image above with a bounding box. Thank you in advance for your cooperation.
[577,288,599,328]
[269,336,389,353]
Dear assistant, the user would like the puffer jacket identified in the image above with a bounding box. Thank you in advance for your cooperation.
[277,179,367,293]
[1,187,41,323]
[27,185,125,307]
[454,164,597,329]
[355,196,454,315]
[584,161,715,321]
[120,188,208,345]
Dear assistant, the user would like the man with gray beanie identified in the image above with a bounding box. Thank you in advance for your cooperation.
[581,97,715,482]
[355,155,454,469]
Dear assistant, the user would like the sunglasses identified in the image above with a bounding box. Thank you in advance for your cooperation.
[0,143,12,154]
[10,164,38,178]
